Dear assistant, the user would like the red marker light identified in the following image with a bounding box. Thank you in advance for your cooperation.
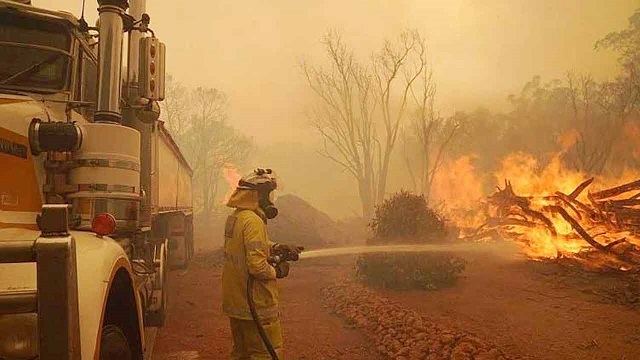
[92,213,116,236]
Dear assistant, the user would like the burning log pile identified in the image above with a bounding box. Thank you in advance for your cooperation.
[323,281,509,360]
[466,178,640,271]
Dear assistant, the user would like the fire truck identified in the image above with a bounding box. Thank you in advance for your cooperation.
[0,0,193,359]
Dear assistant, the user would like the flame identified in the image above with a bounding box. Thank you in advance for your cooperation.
[432,140,640,270]
[431,156,486,231]
[222,163,242,204]
[432,155,484,208]
[493,152,586,197]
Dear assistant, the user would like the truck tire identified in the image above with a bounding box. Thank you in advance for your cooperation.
[146,241,168,327]
[99,325,132,360]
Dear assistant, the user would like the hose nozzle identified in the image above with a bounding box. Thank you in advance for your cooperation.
[269,244,304,266]
[267,255,283,267]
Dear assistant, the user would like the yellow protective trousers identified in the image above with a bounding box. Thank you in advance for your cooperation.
[229,317,283,360]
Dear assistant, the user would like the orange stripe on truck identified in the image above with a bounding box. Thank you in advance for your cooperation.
[0,98,31,106]
[0,127,41,229]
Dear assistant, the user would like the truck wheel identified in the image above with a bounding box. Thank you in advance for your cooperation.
[100,325,131,360]
[146,242,168,327]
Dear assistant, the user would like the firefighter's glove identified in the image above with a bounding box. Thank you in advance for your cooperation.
[272,243,304,262]
[275,261,290,279]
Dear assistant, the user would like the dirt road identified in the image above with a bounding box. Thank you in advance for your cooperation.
[382,251,640,360]
[153,249,640,360]
[152,254,380,360]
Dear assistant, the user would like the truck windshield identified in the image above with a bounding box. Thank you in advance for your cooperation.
[0,12,72,92]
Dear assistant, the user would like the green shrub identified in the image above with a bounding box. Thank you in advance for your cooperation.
[358,191,465,290]
[356,253,466,290]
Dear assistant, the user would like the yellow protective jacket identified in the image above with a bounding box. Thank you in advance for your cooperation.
[222,189,279,321]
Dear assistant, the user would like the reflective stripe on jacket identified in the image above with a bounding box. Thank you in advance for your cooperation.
[222,208,279,321]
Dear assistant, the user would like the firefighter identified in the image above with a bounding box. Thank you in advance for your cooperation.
[222,168,302,359]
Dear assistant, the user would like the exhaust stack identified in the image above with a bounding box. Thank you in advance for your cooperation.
[95,0,129,123]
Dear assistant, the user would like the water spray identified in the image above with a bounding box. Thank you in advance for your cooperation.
[299,242,521,260]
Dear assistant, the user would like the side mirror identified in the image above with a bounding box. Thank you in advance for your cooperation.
[139,37,166,101]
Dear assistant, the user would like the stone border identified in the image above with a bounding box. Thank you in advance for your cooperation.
[322,281,510,360]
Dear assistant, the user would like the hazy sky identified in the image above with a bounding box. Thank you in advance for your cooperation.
[35,0,637,144]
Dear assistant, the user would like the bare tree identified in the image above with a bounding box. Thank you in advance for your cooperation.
[303,30,429,218]
[184,87,253,217]
[303,31,379,218]
[372,30,427,203]
[402,67,459,201]
[162,84,253,218]
[161,75,190,143]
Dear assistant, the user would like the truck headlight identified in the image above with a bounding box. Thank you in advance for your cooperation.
[0,314,38,359]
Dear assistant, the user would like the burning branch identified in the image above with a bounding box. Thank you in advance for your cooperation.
[470,178,640,271]
[548,206,607,252]
[489,181,557,236]
[568,177,594,198]
[591,179,640,200]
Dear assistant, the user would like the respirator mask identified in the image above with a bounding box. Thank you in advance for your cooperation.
[258,187,279,220]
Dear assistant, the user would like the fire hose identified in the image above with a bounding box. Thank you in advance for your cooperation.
[246,248,302,360]
[247,275,280,360]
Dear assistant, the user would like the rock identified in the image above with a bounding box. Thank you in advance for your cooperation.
[454,341,477,354]
[474,348,504,360]
[439,333,456,346]
[391,339,402,351]
[451,350,471,360]
[428,340,442,354]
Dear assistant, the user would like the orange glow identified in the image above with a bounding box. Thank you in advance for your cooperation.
[222,164,242,204]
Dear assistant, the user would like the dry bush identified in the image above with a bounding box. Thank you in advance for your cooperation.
[368,190,446,244]
[359,191,465,290]
[356,253,466,290]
